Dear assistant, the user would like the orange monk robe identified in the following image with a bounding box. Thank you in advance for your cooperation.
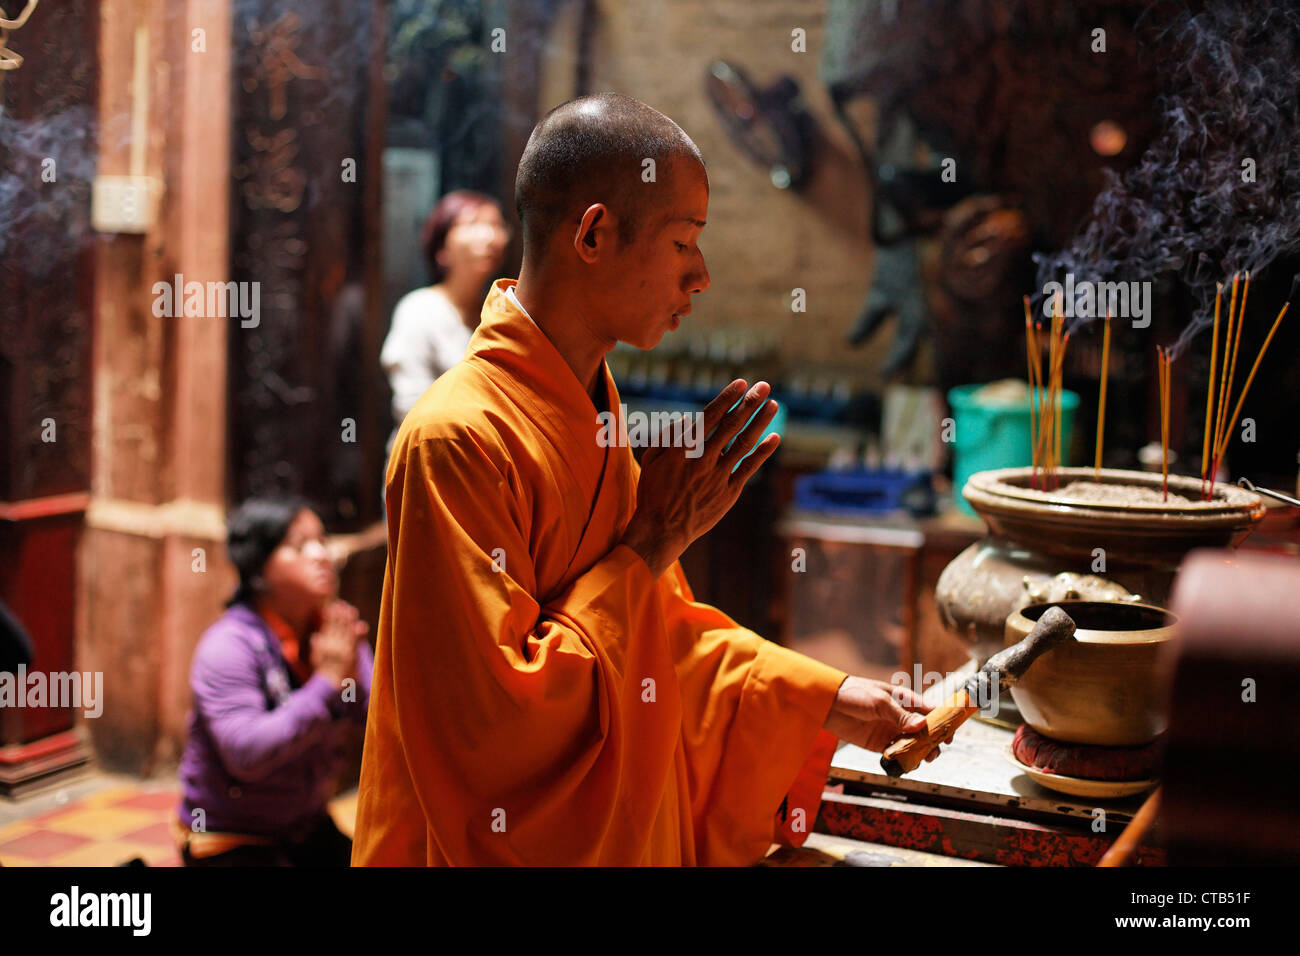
[352,278,849,866]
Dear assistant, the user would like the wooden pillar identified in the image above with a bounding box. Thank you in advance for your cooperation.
[78,0,236,774]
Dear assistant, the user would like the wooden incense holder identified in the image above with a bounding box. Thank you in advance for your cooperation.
[880,605,1077,777]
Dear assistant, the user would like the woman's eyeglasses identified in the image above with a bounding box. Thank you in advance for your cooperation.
[452,220,513,242]
[280,537,329,559]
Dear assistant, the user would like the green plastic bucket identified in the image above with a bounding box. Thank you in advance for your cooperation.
[948,384,1079,516]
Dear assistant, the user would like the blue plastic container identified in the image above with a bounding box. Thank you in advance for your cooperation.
[793,469,935,516]
[948,384,1078,516]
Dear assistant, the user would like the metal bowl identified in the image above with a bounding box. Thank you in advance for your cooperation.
[1004,600,1178,747]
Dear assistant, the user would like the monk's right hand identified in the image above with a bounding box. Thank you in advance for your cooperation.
[824,677,954,760]
[621,379,780,578]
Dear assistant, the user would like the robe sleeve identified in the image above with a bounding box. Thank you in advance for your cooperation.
[191,629,339,783]
[658,562,848,866]
[376,432,687,865]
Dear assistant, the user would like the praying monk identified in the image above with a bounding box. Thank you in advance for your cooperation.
[353,93,946,866]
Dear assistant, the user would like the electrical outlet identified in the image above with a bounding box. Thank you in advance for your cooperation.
[91,175,162,233]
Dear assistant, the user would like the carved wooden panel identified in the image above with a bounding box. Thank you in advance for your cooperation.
[0,0,97,502]
[227,1,383,528]
[0,0,98,750]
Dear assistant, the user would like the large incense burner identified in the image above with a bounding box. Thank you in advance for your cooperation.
[937,466,1263,794]
[937,466,1264,662]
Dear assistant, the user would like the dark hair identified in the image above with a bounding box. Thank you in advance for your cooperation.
[421,190,503,284]
[514,92,704,257]
[226,496,310,608]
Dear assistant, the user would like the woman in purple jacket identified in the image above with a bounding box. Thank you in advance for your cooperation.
[176,497,373,866]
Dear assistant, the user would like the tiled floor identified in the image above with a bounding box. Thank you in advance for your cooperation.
[1,772,949,867]
[0,779,182,867]
[0,771,359,867]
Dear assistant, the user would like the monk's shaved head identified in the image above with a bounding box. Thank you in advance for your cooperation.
[515,93,705,258]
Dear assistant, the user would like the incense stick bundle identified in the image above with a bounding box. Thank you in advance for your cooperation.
[1224,271,1251,432]
[1215,272,1250,482]
[1042,302,1063,489]
[1095,314,1111,478]
[1055,332,1069,486]
[1023,291,1075,491]
[1214,283,1294,470]
[1209,273,1240,491]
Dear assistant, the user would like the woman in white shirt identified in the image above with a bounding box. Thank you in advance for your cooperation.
[381,191,511,450]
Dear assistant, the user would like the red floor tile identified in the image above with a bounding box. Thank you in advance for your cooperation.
[22,807,83,828]
[114,790,181,813]
[118,820,176,847]
[0,828,92,860]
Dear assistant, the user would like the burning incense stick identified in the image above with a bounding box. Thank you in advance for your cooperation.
[1169,352,1175,488]
[1055,332,1069,484]
[1024,297,1040,487]
[1046,306,1058,480]
[1095,313,1111,478]
[1033,306,1057,488]
[1034,319,1046,483]
[1159,347,1170,501]
[1201,283,1222,498]
[1159,351,1170,502]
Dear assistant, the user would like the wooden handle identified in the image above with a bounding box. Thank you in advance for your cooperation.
[879,688,980,777]
[1097,787,1161,867]
[878,607,1076,778]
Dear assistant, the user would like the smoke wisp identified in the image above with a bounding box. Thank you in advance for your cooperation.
[1034,1,1300,354]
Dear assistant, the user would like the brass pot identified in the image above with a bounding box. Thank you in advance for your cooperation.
[937,466,1263,660]
[1004,600,1177,746]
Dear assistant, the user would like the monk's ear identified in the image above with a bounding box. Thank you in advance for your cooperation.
[573,204,611,263]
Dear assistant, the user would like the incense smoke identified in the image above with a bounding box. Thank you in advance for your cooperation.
[0,0,375,284]
[0,105,97,281]
[1034,0,1300,354]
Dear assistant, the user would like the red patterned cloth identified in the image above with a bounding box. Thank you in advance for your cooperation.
[1013,723,1163,781]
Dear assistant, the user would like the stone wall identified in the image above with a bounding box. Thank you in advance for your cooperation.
[577,0,889,390]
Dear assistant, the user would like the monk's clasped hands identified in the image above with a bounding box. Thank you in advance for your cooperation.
[621,379,781,578]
